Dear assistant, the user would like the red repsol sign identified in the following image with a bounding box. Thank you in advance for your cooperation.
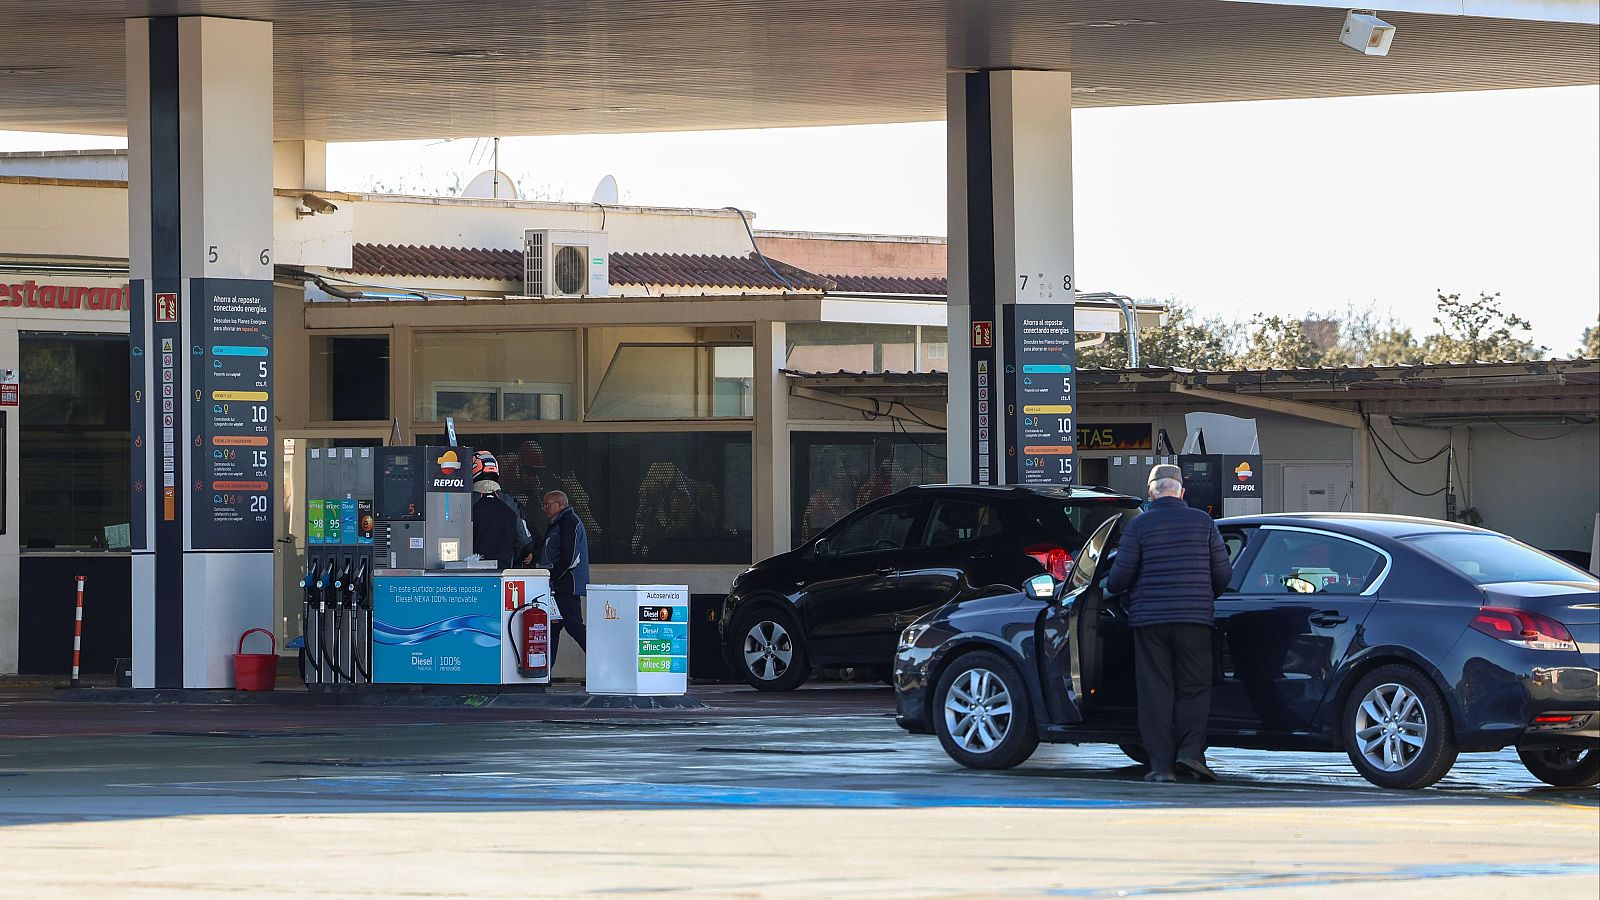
[1,280,130,311]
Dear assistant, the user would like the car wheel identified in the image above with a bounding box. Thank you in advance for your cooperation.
[731,606,809,692]
[933,650,1039,770]
[1517,745,1600,788]
[1118,743,1150,767]
[1342,664,1458,790]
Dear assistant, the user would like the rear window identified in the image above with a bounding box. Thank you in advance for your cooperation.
[1404,533,1595,586]
[1033,499,1141,549]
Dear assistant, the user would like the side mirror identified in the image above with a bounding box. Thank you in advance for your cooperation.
[1282,575,1318,594]
[812,538,830,560]
[1023,573,1057,601]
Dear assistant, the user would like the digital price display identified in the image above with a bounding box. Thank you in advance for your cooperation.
[188,279,273,549]
[1004,304,1077,486]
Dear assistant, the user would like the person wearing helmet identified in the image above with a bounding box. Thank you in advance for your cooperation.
[471,450,533,569]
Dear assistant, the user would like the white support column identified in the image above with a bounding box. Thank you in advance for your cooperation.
[128,16,276,688]
[273,140,328,191]
[947,70,1076,484]
[753,321,790,559]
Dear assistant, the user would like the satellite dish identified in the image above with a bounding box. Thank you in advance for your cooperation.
[461,169,520,200]
[591,174,619,205]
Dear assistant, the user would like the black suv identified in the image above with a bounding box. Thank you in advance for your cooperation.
[719,484,1142,690]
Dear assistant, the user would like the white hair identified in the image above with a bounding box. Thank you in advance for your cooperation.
[1150,477,1184,498]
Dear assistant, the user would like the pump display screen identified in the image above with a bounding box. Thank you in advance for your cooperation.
[377,452,423,520]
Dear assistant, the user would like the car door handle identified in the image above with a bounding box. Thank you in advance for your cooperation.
[876,567,895,576]
[1309,611,1348,627]
[970,551,993,560]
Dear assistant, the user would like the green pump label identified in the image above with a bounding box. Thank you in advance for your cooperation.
[307,499,325,545]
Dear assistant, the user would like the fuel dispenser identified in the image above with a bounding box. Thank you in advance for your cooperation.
[298,446,375,689]
[1178,412,1264,519]
[373,445,474,569]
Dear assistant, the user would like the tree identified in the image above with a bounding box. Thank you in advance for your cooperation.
[1075,300,1236,370]
[1421,291,1546,364]
[1579,322,1600,359]
[1235,314,1323,369]
[1320,305,1425,367]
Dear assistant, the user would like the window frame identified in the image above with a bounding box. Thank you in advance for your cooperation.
[922,499,1001,548]
[826,501,925,558]
[1233,524,1393,598]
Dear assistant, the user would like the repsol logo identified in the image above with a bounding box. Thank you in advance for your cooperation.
[1230,483,1258,493]
[431,477,466,489]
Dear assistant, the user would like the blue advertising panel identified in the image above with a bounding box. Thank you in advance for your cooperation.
[372,575,502,684]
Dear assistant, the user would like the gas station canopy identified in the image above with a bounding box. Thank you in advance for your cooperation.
[2,0,1596,140]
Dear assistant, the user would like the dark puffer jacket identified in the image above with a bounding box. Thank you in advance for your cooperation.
[1105,496,1233,628]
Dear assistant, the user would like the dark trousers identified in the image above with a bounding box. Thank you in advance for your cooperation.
[1134,623,1214,774]
[551,592,587,665]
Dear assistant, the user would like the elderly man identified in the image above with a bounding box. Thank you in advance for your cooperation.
[1105,464,1233,783]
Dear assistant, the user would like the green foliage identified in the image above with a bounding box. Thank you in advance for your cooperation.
[1579,322,1600,359]
[1236,314,1323,370]
[1420,291,1545,364]
[1320,305,1425,367]
[1075,300,1235,370]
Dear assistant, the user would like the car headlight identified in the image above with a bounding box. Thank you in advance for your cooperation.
[898,623,931,651]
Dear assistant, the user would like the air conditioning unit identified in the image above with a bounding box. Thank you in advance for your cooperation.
[523,229,609,297]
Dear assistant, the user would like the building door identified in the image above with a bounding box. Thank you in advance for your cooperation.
[1282,465,1353,513]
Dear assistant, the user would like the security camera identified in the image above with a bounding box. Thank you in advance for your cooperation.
[296,193,339,217]
[1340,10,1395,56]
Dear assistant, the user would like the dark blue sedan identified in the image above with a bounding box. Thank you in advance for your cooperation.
[894,513,1600,789]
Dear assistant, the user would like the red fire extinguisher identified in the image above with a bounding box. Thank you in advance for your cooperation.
[518,601,550,679]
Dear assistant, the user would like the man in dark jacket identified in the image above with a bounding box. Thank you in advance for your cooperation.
[471,450,533,569]
[540,490,589,664]
[1105,463,1233,783]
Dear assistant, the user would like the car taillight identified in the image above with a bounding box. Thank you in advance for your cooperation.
[1024,545,1072,581]
[1469,606,1578,652]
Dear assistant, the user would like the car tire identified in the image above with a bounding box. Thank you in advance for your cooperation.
[730,606,809,692]
[1342,664,1458,790]
[1516,745,1600,788]
[1118,743,1150,767]
[933,650,1039,770]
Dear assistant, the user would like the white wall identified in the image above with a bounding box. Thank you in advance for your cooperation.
[0,151,128,182]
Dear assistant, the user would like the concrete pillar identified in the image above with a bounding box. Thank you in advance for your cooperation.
[273,140,328,191]
[753,321,790,558]
[947,70,1076,484]
[127,16,276,688]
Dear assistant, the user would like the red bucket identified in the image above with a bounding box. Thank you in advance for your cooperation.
[233,628,277,691]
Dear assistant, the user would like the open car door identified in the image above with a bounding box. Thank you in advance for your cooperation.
[1036,514,1123,725]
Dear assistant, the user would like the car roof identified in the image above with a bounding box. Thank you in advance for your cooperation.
[907,483,1141,502]
[1218,512,1493,540]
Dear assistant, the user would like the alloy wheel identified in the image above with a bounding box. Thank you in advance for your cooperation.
[1353,681,1428,772]
[742,620,794,681]
[942,667,1014,753]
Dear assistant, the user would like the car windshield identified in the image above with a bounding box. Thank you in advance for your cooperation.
[1404,532,1595,586]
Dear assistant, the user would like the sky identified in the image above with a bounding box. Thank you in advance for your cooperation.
[3,85,1596,352]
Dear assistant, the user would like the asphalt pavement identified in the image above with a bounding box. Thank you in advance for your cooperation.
[0,683,1595,897]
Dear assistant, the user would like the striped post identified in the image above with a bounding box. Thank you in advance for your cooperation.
[70,576,86,689]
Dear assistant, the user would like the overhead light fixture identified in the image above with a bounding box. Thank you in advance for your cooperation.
[1340,10,1395,57]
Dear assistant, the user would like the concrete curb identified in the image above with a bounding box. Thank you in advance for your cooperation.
[56,686,710,710]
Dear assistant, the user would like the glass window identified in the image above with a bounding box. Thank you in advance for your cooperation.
[919,326,948,373]
[589,343,753,419]
[412,331,575,422]
[786,323,919,373]
[1405,533,1593,586]
[1032,499,1143,550]
[310,335,389,421]
[924,500,1000,547]
[790,432,947,547]
[1239,529,1385,595]
[439,432,752,565]
[830,503,920,556]
[18,333,129,550]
